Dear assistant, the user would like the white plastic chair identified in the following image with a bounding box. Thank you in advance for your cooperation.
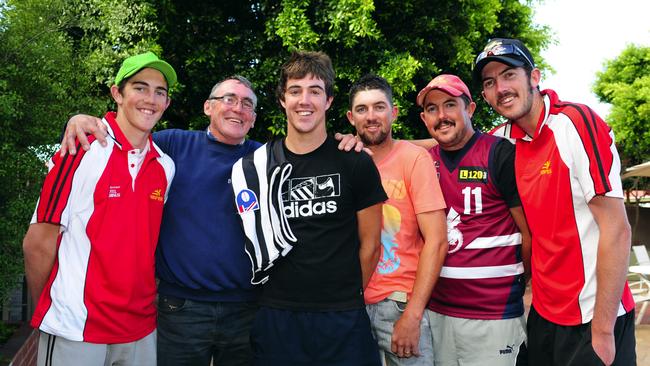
[632,245,650,265]
[629,245,650,325]
[629,245,650,283]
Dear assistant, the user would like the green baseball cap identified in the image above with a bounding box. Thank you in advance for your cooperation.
[114,51,177,88]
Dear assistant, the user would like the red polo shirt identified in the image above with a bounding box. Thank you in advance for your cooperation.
[30,112,175,343]
[490,89,634,325]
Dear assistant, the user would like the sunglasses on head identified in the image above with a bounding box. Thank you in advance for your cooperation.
[475,43,534,68]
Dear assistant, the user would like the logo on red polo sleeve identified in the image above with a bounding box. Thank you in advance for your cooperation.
[150,188,164,202]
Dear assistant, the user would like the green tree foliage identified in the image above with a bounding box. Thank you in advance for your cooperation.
[594,45,650,246]
[0,0,160,301]
[594,44,650,167]
[150,0,273,132]
[151,0,550,141]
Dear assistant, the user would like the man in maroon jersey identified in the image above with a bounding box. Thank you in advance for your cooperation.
[416,74,531,366]
[476,37,636,366]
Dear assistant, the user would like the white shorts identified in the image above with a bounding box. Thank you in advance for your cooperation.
[37,329,156,366]
[427,310,526,366]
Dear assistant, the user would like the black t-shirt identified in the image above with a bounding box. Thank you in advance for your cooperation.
[490,138,520,208]
[260,136,387,311]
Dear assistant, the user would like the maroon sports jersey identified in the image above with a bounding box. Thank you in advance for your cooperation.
[428,132,525,319]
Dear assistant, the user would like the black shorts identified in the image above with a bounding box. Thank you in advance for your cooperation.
[251,306,381,366]
[527,306,636,366]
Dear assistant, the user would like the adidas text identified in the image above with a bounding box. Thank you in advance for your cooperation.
[284,200,337,217]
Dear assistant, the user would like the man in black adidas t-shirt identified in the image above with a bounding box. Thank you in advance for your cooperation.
[237,51,386,365]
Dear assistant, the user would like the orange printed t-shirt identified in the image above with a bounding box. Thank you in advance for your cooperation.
[364,140,446,304]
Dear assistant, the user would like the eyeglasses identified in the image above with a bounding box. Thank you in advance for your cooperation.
[475,43,534,69]
[208,95,255,112]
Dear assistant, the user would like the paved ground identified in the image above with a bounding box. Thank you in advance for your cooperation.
[2,288,649,365]
[637,325,650,365]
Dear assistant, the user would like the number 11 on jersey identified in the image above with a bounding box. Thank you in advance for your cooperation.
[462,186,482,214]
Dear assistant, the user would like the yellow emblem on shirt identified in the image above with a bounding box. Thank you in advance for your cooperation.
[150,188,164,202]
[540,161,552,175]
[458,167,488,183]
[382,179,406,200]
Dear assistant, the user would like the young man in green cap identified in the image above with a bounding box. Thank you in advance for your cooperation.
[22,51,176,366]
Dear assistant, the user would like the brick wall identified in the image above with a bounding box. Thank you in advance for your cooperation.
[9,330,37,366]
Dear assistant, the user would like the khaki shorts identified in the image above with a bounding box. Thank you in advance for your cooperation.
[427,310,526,366]
[37,329,156,366]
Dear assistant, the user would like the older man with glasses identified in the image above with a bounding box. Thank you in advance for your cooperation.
[152,76,262,366]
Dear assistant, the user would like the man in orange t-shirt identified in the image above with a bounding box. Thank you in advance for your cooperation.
[347,74,447,365]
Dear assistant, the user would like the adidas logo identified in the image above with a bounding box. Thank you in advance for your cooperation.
[317,177,335,196]
[282,174,340,217]
[284,200,337,218]
[284,174,340,202]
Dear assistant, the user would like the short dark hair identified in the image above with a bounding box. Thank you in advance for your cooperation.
[117,73,141,95]
[116,69,170,96]
[117,78,129,94]
[459,94,472,109]
[208,75,257,108]
[520,65,541,92]
[349,74,393,110]
[276,51,335,102]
